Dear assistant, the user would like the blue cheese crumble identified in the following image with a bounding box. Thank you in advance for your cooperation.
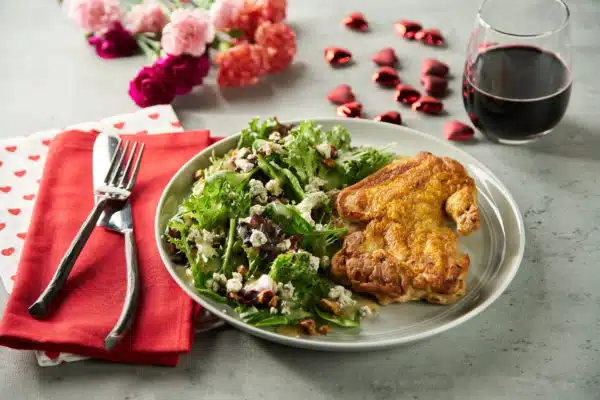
[315,142,332,159]
[206,273,227,292]
[249,229,268,247]
[304,176,327,193]
[265,179,283,196]
[296,191,328,224]
[249,204,265,216]
[249,179,268,204]
[226,272,244,293]
[328,285,356,308]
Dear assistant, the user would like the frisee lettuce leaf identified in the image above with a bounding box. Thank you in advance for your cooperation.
[181,170,254,230]
[281,121,323,184]
[237,117,280,149]
[334,146,393,185]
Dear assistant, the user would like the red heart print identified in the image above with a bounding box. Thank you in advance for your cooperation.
[5,146,16,152]
[136,130,148,135]
[113,122,125,129]
[0,186,11,193]
[0,161,3,167]
[28,155,40,161]
[148,113,159,120]
[16,232,26,239]
[10,274,16,281]
[1,247,15,256]
[171,121,182,128]
[23,194,35,200]
[327,84,356,104]
[45,351,60,360]
[42,139,51,146]
[0,223,5,231]
[8,208,21,215]
[14,170,26,177]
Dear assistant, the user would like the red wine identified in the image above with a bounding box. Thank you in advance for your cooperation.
[462,45,571,142]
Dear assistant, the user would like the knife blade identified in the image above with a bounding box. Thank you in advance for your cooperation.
[92,133,140,351]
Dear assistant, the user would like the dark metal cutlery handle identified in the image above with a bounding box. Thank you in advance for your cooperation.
[104,228,139,351]
[28,197,110,319]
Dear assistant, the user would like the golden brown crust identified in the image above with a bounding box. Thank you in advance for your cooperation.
[336,152,480,235]
[332,152,479,305]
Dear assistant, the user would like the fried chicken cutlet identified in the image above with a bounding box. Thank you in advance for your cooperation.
[331,152,480,305]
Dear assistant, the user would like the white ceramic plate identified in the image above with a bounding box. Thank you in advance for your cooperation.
[155,118,525,351]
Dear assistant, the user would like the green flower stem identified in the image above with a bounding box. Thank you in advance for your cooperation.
[136,36,160,63]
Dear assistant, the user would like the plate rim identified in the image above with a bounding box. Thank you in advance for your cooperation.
[155,118,526,351]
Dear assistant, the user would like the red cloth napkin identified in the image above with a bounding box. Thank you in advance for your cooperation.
[0,129,220,366]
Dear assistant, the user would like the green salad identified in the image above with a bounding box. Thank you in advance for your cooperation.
[165,117,392,334]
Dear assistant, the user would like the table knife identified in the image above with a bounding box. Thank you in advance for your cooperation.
[93,134,140,351]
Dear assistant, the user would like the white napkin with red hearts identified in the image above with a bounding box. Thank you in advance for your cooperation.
[0,105,184,366]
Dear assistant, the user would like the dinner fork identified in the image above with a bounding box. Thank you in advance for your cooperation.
[28,141,145,319]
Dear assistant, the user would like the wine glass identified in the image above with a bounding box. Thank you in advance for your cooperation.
[462,0,572,144]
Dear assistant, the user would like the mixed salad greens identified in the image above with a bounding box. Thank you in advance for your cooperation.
[165,118,392,334]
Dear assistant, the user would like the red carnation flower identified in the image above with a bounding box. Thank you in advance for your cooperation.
[215,43,269,87]
[254,22,296,73]
[261,0,286,23]
[227,0,265,41]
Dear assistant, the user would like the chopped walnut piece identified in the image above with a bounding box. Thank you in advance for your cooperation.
[319,298,342,315]
[329,145,338,159]
[318,325,332,335]
[193,169,204,181]
[268,295,279,308]
[321,158,335,169]
[228,292,240,301]
[299,319,318,336]
[237,265,248,277]
[257,289,274,305]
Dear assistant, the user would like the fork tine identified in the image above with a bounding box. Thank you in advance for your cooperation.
[117,142,138,188]
[125,143,145,191]
[109,141,130,186]
[103,142,124,184]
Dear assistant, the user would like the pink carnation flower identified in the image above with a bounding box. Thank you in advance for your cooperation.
[210,0,244,30]
[68,0,123,34]
[161,9,215,57]
[125,1,167,35]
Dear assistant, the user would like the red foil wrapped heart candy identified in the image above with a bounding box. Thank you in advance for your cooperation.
[327,84,355,104]
[371,47,398,67]
[420,75,448,97]
[324,46,352,67]
[411,96,443,114]
[342,12,368,32]
[372,66,400,87]
[394,84,421,105]
[415,29,445,46]
[444,121,475,141]
[394,20,422,39]
[374,111,402,125]
[336,101,363,118]
[421,59,449,77]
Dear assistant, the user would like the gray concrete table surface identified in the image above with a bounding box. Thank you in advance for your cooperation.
[0,0,598,399]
